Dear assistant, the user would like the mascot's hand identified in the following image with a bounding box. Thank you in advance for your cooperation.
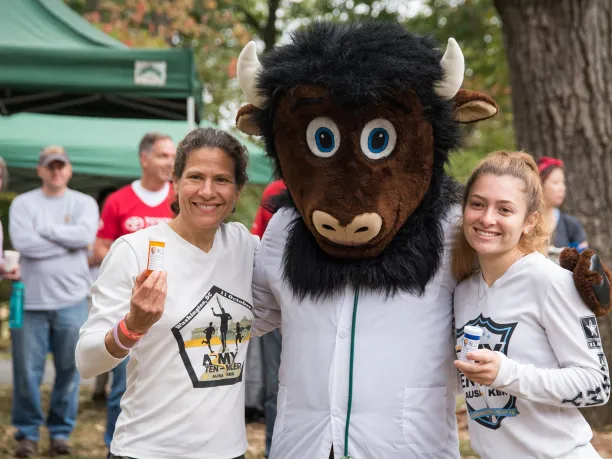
[560,248,612,317]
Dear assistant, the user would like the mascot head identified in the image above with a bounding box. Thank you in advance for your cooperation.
[236,22,498,298]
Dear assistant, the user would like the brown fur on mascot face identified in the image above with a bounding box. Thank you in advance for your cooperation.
[236,23,497,261]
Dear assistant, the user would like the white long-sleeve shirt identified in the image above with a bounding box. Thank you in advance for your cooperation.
[9,188,99,309]
[252,208,462,459]
[76,222,258,459]
[454,252,610,459]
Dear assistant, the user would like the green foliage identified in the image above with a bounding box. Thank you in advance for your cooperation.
[447,149,482,185]
[446,118,515,184]
[407,0,511,114]
[228,184,265,228]
[278,0,407,29]
[405,0,516,181]
[64,0,87,14]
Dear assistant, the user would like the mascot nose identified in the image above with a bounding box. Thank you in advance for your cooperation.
[312,210,382,246]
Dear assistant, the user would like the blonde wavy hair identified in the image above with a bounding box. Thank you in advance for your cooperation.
[451,151,551,281]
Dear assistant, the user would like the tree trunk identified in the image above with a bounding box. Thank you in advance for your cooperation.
[494,0,612,427]
[262,0,281,52]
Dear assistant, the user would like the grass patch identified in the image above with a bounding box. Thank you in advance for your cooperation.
[0,385,109,458]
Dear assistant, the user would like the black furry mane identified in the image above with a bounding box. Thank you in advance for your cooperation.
[281,176,461,301]
[258,22,445,110]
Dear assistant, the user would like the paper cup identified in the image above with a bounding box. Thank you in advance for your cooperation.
[4,250,20,272]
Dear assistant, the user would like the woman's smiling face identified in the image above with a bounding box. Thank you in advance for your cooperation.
[173,147,241,231]
[463,173,536,258]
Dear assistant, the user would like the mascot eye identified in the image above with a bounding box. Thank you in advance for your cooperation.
[306,117,341,158]
[360,119,397,160]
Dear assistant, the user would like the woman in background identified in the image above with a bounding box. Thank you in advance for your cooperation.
[538,156,588,251]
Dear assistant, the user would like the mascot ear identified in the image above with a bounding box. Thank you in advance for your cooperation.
[452,89,499,123]
[236,104,262,136]
[560,248,612,317]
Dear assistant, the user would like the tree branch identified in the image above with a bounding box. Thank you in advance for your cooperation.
[234,5,263,36]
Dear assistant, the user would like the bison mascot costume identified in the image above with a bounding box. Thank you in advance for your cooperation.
[235,22,612,459]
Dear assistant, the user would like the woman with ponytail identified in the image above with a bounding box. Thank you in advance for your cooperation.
[452,151,609,458]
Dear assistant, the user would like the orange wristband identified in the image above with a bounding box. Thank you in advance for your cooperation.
[119,318,145,341]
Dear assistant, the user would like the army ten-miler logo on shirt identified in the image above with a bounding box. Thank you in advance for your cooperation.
[172,286,253,388]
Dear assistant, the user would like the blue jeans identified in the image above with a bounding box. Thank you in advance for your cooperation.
[11,299,88,442]
[105,358,128,447]
[261,329,282,457]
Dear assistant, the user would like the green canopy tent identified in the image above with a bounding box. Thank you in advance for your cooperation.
[0,0,202,124]
[0,113,273,194]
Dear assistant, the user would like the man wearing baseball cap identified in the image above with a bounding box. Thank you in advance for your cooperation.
[8,145,99,457]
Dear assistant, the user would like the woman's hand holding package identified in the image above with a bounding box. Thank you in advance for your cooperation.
[455,349,501,386]
[124,270,168,335]
[104,269,168,358]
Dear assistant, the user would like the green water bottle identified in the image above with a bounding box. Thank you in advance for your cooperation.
[9,280,24,329]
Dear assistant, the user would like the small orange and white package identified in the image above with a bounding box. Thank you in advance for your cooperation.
[146,236,167,276]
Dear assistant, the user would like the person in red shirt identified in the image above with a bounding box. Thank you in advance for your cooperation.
[250,179,285,458]
[251,179,286,238]
[93,133,176,250]
[90,132,176,455]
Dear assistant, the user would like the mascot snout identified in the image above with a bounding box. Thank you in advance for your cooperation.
[312,210,382,246]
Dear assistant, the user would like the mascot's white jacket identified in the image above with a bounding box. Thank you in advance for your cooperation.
[252,208,461,459]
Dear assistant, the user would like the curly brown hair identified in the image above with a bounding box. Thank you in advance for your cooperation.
[170,128,249,214]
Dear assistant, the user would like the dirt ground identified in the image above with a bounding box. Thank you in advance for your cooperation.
[455,400,612,459]
[0,386,610,458]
